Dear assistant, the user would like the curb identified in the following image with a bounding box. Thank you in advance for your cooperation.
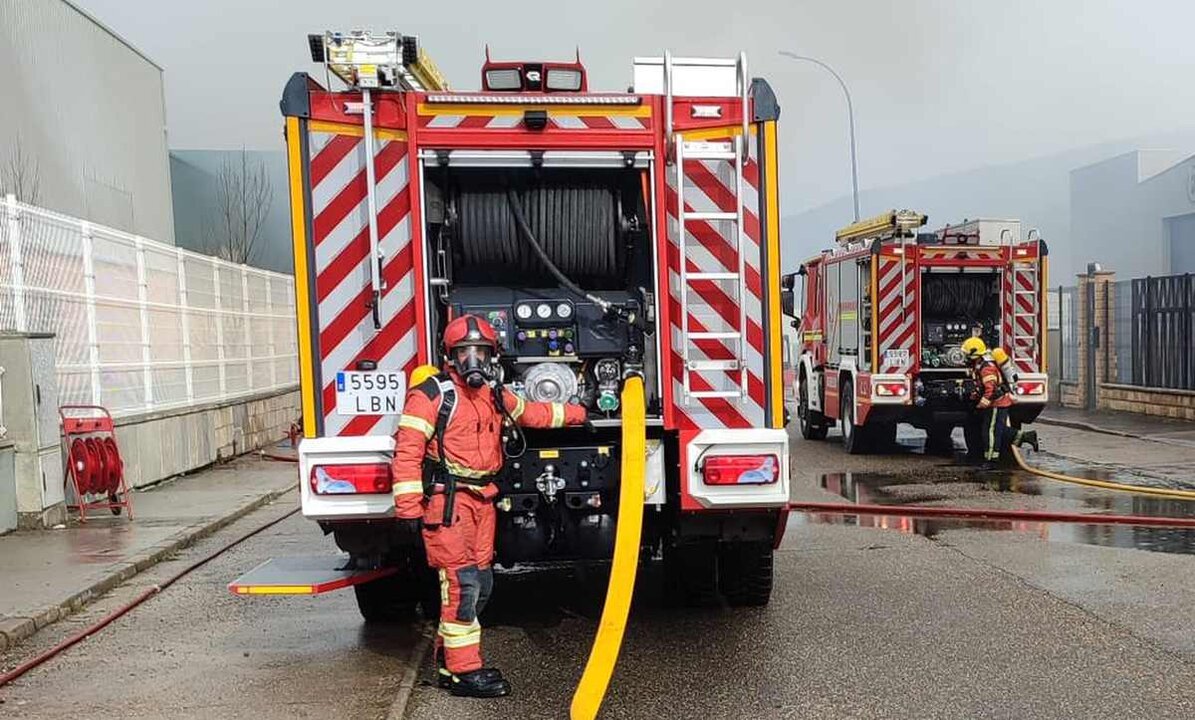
[387,625,436,720]
[1037,416,1195,448]
[0,484,295,653]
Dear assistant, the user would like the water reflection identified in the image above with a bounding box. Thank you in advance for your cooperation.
[814,471,1195,555]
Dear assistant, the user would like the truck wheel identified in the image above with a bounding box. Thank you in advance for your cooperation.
[718,541,774,607]
[798,374,828,440]
[870,422,898,452]
[663,542,718,607]
[925,425,955,455]
[840,380,868,455]
[353,573,418,624]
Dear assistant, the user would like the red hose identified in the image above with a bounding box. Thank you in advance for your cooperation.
[0,505,300,689]
[790,501,1195,529]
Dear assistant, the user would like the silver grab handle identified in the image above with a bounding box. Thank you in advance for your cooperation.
[739,52,750,161]
[664,51,674,163]
[361,88,384,330]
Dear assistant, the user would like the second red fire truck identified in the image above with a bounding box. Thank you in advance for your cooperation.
[782,210,1048,455]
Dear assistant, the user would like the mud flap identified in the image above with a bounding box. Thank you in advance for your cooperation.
[228,555,397,596]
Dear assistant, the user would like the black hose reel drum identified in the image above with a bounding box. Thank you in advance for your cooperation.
[449,171,630,286]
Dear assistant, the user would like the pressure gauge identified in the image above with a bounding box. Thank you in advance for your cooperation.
[515,304,533,320]
[556,302,573,319]
[536,303,552,319]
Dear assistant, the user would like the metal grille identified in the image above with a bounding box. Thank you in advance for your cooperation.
[1058,286,1079,382]
[1132,274,1195,390]
[0,195,298,416]
[1112,279,1134,384]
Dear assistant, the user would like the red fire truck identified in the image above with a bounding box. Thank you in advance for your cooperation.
[781,210,1048,455]
[244,32,791,615]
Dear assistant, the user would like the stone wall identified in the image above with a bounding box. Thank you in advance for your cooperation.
[1060,267,1195,421]
[112,389,300,489]
[1098,384,1195,421]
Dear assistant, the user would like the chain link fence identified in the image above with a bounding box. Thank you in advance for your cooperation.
[0,194,298,416]
[1057,285,1079,382]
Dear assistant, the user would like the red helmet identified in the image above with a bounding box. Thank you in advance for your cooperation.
[443,315,499,387]
[442,315,499,353]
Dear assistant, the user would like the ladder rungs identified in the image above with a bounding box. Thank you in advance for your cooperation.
[687,359,740,371]
[685,211,737,222]
[687,271,739,281]
[689,331,740,340]
[689,390,743,399]
[685,150,737,161]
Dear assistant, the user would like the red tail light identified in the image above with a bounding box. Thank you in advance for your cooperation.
[702,454,780,486]
[1015,381,1045,396]
[874,382,907,397]
[310,463,392,495]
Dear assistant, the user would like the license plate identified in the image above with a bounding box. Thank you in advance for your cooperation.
[335,371,405,416]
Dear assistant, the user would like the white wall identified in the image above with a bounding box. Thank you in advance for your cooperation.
[0,0,174,243]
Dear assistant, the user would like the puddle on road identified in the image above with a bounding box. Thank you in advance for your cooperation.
[807,470,1195,555]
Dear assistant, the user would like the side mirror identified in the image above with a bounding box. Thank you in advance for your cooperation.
[780,272,797,318]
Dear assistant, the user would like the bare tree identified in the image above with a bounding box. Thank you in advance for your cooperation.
[2,133,42,205]
[210,148,273,265]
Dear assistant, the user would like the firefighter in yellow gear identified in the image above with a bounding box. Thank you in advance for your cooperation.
[962,338,1038,468]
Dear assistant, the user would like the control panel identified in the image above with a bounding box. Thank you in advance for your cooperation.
[447,287,637,359]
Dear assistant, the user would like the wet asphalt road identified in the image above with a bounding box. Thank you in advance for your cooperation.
[3,426,1195,718]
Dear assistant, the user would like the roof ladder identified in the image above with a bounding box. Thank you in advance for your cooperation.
[670,52,752,403]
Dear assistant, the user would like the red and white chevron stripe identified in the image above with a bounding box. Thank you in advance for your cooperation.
[418,114,649,130]
[308,129,419,437]
[665,135,767,430]
[876,255,916,374]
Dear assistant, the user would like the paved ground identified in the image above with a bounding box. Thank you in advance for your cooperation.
[2,422,1194,718]
[0,453,295,650]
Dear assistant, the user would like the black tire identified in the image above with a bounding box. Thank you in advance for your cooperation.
[925,424,955,455]
[840,380,868,455]
[798,372,828,441]
[663,542,719,607]
[870,422,898,451]
[353,573,418,624]
[718,541,774,607]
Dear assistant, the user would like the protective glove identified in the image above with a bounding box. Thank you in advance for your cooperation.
[395,517,421,538]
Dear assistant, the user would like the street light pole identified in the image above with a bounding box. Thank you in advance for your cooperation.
[778,51,860,222]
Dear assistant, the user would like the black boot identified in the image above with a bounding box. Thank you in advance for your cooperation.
[1015,430,1040,452]
[436,650,502,689]
[449,668,512,698]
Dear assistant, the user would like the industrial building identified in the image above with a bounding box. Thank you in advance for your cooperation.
[0,0,175,242]
[1069,149,1195,279]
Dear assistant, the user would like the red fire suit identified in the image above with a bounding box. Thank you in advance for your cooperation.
[974,358,1014,462]
[391,370,585,674]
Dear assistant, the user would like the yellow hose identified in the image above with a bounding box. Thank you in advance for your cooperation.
[570,376,647,720]
[1011,446,1195,501]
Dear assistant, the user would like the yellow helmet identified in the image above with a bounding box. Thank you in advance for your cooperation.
[409,364,440,388]
[961,337,987,361]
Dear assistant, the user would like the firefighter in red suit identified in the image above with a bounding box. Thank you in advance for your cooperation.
[391,314,586,698]
[963,338,1038,468]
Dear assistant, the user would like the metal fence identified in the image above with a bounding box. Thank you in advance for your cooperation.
[0,194,298,416]
[1057,285,1079,382]
[1111,279,1134,384]
[1128,273,1195,390]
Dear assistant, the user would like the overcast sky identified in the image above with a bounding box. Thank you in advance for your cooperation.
[78,0,1195,216]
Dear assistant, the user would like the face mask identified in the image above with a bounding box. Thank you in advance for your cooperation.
[452,345,492,388]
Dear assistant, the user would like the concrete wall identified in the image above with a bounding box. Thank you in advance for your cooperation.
[0,0,175,242]
[1069,150,1195,279]
[112,388,300,490]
